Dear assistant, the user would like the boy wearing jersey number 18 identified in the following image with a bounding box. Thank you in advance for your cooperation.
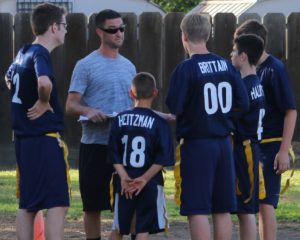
[231,34,265,240]
[166,14,249,240]
[109,72,174,240]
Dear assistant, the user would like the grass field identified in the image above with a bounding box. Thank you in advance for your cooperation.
[0,169,299,222]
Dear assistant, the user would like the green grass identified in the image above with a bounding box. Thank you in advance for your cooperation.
[0,169,299,222]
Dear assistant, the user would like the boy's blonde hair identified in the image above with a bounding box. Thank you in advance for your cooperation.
[180,14,211,43]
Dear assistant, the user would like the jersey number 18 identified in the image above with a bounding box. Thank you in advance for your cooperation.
[121,135,146,168]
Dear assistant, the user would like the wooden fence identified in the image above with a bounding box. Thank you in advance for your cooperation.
[0,12,300,168]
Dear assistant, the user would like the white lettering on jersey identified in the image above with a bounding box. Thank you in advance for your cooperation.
[118,114,155,129]
[250,85,264,100]
[198,60,228,74]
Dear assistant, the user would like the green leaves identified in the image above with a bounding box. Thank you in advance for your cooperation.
[153,0,200,13]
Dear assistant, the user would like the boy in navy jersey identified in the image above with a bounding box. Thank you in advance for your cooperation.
[109,72,174,240]
[235,20,297,240]
[166,14,249,240]
[231,34,265,240]
[5,3,69,240]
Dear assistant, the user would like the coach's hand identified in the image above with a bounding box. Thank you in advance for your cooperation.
[86,108,107,123]
[27,100,53,120]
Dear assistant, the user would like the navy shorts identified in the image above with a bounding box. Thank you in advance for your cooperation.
[259,141,281,208]
[79,143,114,211]
[15,135,69,211]
[112,178,168,235]
[179,137,236,215]
[234,141,260,214]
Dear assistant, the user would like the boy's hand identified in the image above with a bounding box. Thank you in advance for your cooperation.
[121,176,133,199]
[27,100,53,120]
[274,150,290,174]
[128,177,147,196]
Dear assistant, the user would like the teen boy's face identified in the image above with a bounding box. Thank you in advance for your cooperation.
[231,44,242,69]
[56,15,67,45]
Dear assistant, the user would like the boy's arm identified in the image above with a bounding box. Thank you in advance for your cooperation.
[113,164,133,198]
[27,75,54,120]
[129,164,163,196]
[274,109,297,174]
[5,76,11,90]
[153,110,176,122]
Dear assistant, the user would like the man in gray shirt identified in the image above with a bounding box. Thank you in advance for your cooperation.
[66,9,136,240]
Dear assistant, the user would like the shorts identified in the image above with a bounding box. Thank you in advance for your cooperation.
[234,141,260,214]
[79,143,114,211]
[179,137,236,215]
[259,141,281,208]
[15,135,69,211]
[112,178,168,235]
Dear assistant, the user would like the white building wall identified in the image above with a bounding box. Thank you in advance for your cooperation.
[73,0,164,16]
[245,0,300,17]
[0,0,16,14]
[0,0,164,15]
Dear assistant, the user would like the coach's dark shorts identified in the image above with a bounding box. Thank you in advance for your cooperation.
[79,143,114,211]
[259,141,281,208]
[15,135,69,211]
[234,141,260,214]
[179,137,236,215]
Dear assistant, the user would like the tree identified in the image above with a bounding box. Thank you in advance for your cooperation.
[152,0,200,13]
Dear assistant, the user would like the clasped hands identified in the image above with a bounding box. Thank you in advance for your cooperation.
[120,176,147,199]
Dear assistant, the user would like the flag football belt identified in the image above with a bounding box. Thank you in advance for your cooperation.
[236,139,266,201]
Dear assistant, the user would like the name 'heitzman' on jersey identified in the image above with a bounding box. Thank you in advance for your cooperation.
[250,85,264,100]
[118,114,155,129]
[198,60,228,74]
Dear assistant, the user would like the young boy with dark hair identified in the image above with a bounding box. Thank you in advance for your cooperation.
[108,72,174,240]
[231,34,265,240]
[235,20,297,240]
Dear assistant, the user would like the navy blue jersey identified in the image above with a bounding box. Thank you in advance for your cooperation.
[108,107,174,184]
[257,55,296,138]
[234,75,265,142]
[166,53,249,140]
[5,44,64,137]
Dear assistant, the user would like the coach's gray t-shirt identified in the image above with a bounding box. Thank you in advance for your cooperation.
[69,51,136,144]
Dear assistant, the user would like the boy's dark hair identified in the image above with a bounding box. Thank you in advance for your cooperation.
[234,19,267,47]
[234,34,264,66]
[95,9,122,28]
[132,72,156,99]
[31,3,66,36]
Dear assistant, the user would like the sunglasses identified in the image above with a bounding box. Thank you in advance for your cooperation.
[99,25,126,34]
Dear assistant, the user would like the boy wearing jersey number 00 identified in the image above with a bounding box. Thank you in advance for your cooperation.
[166,14,249,240]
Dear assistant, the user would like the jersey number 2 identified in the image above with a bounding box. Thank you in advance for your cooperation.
[121,135,145,168]
[12,73,22,104]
